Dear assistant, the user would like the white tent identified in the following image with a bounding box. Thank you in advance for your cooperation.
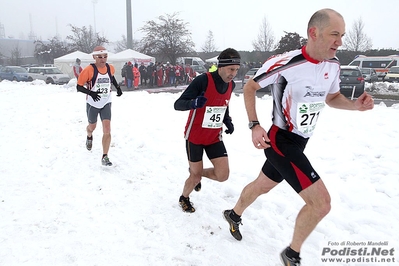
[53,51,92,78]
[205,56,218,63]
[111,49,156,82]
[53,49,155,82]
[53,50,117,79]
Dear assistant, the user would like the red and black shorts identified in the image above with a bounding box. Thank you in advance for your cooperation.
[262,125,320,193]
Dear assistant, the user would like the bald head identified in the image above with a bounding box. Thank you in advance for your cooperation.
[305,8,345,61]
[307,8,344,34]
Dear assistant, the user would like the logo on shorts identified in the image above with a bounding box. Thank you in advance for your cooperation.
[311,172,317,179]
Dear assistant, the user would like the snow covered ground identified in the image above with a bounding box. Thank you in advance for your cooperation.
[0,79,398,266]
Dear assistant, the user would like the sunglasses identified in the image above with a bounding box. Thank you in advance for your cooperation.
[96,55,108,59]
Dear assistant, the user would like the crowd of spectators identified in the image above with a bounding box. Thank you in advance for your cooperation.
[120,60,264,89]
[121,61,197,88]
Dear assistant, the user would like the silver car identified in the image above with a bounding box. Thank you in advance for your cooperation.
[360,68,378,83]
[27,67,70,84]
[242,68,259,89]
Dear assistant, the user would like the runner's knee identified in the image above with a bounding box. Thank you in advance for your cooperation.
[309,194,331,218]
[214,168,229,182]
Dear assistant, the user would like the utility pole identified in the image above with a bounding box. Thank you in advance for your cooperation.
[92,0,98,33]
[28,14,36,40]
[126,0,133,49]
[0,22,5,39]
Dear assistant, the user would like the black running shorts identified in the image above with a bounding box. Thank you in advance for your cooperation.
[262,125,320,193]
[186,140,228,163]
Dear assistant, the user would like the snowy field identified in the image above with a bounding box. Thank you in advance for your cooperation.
[0,79,398,266]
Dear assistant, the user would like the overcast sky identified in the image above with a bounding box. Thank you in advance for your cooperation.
[1,0,398,51]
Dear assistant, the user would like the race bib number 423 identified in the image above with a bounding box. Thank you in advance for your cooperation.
[202,106,227,128]
[296,102,325,135]
[96,83,111,98]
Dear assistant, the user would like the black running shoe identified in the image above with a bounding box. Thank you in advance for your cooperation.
[194,182,201,192]
[179,196,195,213]
[86,137,93,151]
[280,247,301,266]
[223,210,242,241]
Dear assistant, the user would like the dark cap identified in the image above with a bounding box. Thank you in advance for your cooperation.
[217,48,241,68]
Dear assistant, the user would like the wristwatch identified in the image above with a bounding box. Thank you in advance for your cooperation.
[248,121,260,129]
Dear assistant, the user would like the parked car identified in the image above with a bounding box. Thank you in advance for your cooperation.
[241,67,271,94]
[360,68,378,83]
[20,64,39,70]
[191,65,207,75]
[241,68,259,89]
[0,66,29,82]
[339,66,365,98]
[27,67,70,84]
[383,66,399,82]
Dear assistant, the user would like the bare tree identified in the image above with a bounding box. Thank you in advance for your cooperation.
[252,16,275,52]
[10,44,22,65]
[201,30,217,53]
[140,12,195,64]
[66,25,108,53]
[34,37,71,64]
[114,35,141,53]
[343,17,372,52]
[0,45,4,65]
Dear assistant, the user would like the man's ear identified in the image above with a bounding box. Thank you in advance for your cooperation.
[308,27,317,40]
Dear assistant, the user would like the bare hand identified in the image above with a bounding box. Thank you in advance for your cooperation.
[252,126,271,149]
[355,92,374,111]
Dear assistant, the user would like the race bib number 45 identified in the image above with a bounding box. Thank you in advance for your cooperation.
[202,106,227,128]
[296,101,325,135]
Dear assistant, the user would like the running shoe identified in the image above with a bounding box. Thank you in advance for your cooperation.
[179,196,195,213]
[280,247,301,266]
[223,210,243,241]
[101,155,113,166]
[194,182,201,192]
[86,137,93,151]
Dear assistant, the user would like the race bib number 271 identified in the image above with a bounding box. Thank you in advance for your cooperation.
[296,102,325,135]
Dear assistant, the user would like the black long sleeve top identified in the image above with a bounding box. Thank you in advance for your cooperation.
[173,71,236,119]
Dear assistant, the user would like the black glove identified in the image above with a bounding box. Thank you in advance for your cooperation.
[191,92,207,109]
[223,117,234,134]
[89,91,101,102]
[116,87,123,97]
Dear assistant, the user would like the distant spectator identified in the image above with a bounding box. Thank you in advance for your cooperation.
[164,63,170,85]
[169,65,176,86]
[125,62,133,89]
[121,62,128,86]
[133,63,140,89]
[147,62,155,87]
[139,62,147,86]
[175,63,184,87]
[73,58,83,78]
[156,62,163,87]
[184,64,195,84]
[209,63,217,72]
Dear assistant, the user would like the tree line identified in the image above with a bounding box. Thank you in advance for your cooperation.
[30,12,398,66]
